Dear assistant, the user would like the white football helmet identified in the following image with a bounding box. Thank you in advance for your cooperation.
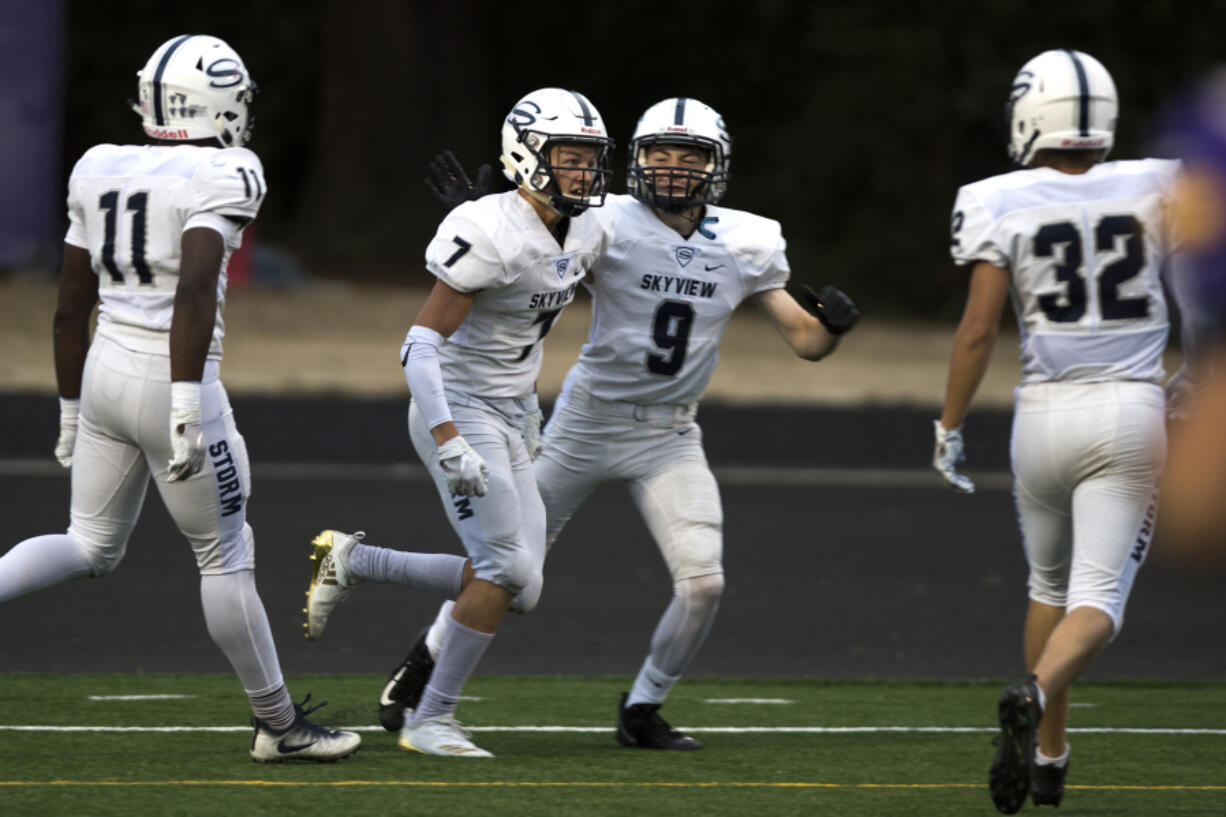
[131,34,256,147]
[500,88,614,217]
[1007,49,1117,167]
[628,97,731,212]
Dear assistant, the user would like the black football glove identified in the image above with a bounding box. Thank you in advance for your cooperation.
[800,284,859,336]
[425,150,491,210]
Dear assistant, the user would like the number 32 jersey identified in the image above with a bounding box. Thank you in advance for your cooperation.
[64,143,265,360]
[568,194,790,404]
[951,159,1179,385]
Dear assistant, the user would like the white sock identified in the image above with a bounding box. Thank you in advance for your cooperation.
[412,615,493,722]
[347,545,466,597]
[200,570,286,707]
[0,534,94,601]
[1036,745,1070,767]
[627,657,681,707]
[425,600,454,660]
[649,575,724,675]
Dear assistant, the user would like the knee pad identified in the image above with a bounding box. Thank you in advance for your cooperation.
[68,530,127,577]
[510,571,543,614]
[677,572,724,613]
[669,521,723,582]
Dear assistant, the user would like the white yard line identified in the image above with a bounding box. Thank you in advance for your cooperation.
[0,724,1222,735]
[87,695,195,701]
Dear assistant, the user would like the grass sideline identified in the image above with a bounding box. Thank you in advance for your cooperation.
[1,674,1224,816]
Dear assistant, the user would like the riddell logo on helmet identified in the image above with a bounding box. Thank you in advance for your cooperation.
[579,126,602,135]
[1060,137,1107,147]
[145,126,191,139]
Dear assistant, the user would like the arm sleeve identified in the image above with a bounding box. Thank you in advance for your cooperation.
[401,325,452,431]
[950,186,1009,269]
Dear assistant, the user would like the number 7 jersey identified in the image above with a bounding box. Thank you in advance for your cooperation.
[64,143,265,360]
[951,159,1179,385]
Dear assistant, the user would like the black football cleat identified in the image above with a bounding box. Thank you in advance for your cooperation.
[1031,758,1068,807]
[989,675,1043,814]
[616,692,702,750]
[378,627,435,732]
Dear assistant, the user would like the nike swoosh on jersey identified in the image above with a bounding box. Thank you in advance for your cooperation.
[704,264,724,271]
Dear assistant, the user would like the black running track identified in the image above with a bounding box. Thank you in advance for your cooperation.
[1,394,1221,680]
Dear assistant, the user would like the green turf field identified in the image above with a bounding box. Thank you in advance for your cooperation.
[1,674,1223,816]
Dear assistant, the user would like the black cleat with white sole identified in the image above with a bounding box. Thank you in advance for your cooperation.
[989,675,1042,814]
[378,627,436,732]
[1031,758,1068,807]
[616,692,702,750]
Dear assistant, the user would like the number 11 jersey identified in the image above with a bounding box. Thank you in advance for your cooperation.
[65,144,265,361]
[951,159,1179,385]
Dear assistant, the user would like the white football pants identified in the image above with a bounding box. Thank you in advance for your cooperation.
[1011,381,1166,634]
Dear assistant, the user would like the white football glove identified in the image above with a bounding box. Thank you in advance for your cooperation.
[523,393,543,461]
[168,381,205,483]
[1165,367,1197,421]
[932,420,975,494]
[437,434,489,497]
[54,397,80,468]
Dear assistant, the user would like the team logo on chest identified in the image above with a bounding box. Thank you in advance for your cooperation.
[553,253,575,280]
[673,246,697,268]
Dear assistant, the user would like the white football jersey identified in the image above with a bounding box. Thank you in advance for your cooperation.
[425,191,606,398]
[64,143,265,359]
[565,194,789,404]
[951,159,1178,385]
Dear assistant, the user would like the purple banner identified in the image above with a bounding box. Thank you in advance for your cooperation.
[0,0,66,271]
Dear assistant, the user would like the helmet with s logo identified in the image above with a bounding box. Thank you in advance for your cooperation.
[1007,49,1117,167]
[131,34,257,147]
[500,88,614,217]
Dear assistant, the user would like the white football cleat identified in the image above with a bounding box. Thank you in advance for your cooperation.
[398,714,493,758]
[250,695,361,763]
[303,530,364,640]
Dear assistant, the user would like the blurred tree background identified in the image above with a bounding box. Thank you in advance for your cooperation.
[52,0,1225,318]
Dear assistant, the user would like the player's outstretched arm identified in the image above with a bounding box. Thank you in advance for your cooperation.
[753,285,858,361]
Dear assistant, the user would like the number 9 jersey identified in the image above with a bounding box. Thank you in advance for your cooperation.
[64,143,266,360]
[950,158,1179,385]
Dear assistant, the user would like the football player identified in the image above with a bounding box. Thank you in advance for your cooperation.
[348,98,858,750]
[934,50,1177,812]
[304,88,614,757]
[0,35,360,762]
